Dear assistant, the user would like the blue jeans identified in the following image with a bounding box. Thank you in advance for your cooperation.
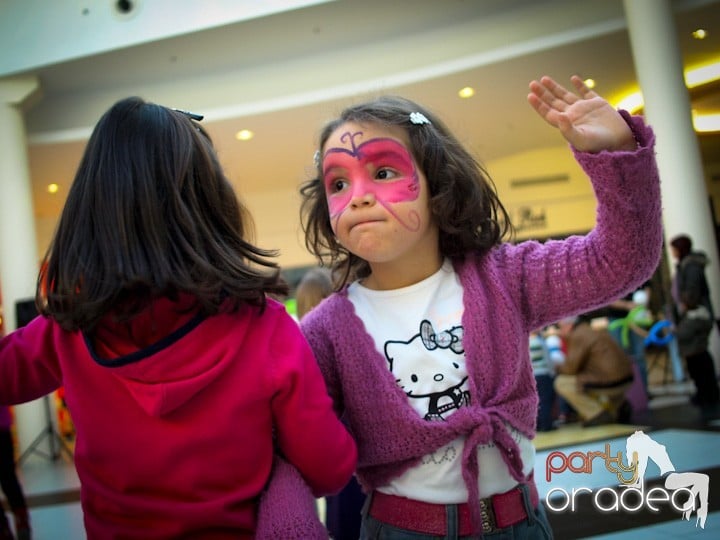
[359,485,553,540]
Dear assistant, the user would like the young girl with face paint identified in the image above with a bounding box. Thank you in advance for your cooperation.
[299,76,663,539]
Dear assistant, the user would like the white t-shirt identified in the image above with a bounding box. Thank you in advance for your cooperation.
[348,259,535,502]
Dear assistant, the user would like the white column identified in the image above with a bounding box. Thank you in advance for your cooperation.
[623,0,720,361]
[0,75,53,460]
[0,76,40,330]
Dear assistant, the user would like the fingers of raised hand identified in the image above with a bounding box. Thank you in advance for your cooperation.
[527,91,550,115]
[529,77,576,112]
[527,91,560,127]
[570,75,599,99]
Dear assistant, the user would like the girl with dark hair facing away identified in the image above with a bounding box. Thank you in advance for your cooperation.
[299,76,663,538]
[0,97,356,539]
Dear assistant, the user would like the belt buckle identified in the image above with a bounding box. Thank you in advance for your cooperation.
[479,497,497,534]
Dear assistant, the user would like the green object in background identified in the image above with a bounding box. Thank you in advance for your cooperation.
[607,305,653,347]
[284,298,297,318]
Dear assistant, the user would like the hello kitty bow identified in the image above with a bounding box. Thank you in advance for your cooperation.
[419,320,464,353]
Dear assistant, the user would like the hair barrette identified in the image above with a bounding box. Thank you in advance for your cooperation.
[409,112,431,125]
[313,150,321,168]
[173,108,204,121]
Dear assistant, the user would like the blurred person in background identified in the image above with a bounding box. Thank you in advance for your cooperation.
[529,328,565,432]
[554,316,634,427]
[670,234,716,330]
[606,281,653,396]
[0,405,30,540]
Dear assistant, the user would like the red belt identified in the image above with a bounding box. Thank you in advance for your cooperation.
[368,481,539,536]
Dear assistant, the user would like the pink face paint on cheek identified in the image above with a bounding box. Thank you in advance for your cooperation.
[323,174,354,218]
[323,134,420,219]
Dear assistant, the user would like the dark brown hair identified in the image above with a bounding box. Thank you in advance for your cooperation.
[670,234,692,260]
[300,95,512,287]
[38,96,287,331]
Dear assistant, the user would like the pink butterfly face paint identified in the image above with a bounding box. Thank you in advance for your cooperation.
[322,131,421,231]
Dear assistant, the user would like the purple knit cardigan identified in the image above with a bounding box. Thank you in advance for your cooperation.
[301,113,662,531]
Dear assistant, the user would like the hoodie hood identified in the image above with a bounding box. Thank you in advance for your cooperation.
[84,295,254,417]
[680,250,709,269]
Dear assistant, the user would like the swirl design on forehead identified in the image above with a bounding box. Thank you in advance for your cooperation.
[340,130,363,151]
[323,131,421,232]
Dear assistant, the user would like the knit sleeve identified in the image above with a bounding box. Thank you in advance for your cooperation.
[255,455,329,539]
[300,299,345,416]
[498,113,663,331]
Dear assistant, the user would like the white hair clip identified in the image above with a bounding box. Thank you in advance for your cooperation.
[313,150,321,167]
[409,112,431,125]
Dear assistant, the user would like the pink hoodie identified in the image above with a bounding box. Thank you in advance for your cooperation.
[0,297,356,539]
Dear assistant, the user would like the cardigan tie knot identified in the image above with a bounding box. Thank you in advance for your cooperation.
[458,407,526,535]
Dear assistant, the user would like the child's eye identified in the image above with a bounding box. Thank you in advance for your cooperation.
[327,178,349,193]
[376,168,398,181]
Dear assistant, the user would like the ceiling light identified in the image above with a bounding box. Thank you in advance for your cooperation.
[685,61,720,88]
[615,92,645,113]
[692,28,707,40]
[694,112,720,133]
[235,129,254,141]
[583,78,596,89]
[614,58,720,114]
[47,183,59,194]
[458,87,475,98]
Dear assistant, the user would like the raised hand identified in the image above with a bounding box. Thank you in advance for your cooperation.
[527,75,636,153]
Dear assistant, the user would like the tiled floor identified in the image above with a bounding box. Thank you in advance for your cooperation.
[5,456,83,540]
[3,379,719,540]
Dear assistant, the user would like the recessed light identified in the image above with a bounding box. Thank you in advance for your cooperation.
[692,28,708,40]
[47,183,59,194]
[458,87,475,99]
[613,59,720,129]
[614,92,645,113]
[583,78,596,89]
[685,60,720,88]
[235,129,254,141]
[694,112,720,133]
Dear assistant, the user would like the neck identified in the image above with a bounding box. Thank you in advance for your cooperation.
[363,253,444,291]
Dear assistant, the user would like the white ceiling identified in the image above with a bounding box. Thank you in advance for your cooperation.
[5,0,720,221]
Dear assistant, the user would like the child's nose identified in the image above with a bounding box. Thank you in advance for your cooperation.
[350,189,376,208]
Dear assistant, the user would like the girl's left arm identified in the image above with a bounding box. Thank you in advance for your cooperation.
[0,316,63,405]
[511,77,662,330]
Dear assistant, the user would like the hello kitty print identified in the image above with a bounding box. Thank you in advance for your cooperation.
[384,319,470,421]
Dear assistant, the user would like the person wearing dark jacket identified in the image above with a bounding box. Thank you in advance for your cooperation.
[670,234,720,421]
[670,234,715,323]
[675,295,720,419]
